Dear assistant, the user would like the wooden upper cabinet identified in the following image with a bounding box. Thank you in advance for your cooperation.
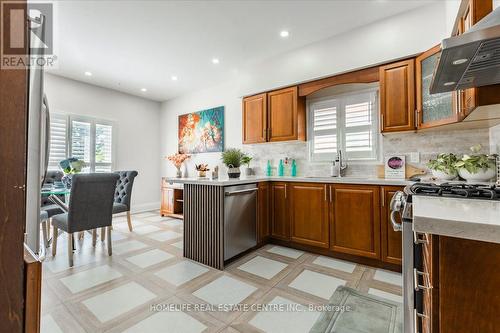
[330,184,381,259]
[416,45,458,129]
[242,93,267,144]
[257,182,270,244]
[380,186,403,265]
[270,182,289,241]
[267,86,306,142]
[289,183,329,248]
[379,59,416,133]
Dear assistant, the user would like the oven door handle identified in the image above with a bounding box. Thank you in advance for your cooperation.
[390,211,402,232]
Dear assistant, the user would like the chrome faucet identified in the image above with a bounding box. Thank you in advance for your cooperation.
[332,149,348,177]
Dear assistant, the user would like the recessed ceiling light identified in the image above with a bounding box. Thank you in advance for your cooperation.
[452,58,468,65]
[171,75,178,81]
[212,58,220,64]
[84,71,92,76]
[140,88,147,92]
[280,30,289,38]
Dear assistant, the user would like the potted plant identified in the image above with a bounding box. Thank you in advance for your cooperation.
[166,153,190,178]
[195,164,209,178]
[241,155,253,177]
[426,153,458,180]
[221,148,245,178]
[59,157,86,188]
[454,145,497,182]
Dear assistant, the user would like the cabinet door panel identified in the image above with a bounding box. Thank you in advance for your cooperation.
[330,185,380,259]
[416,45,457,129]
[161,188,174,215]
[268,87,297,142]
[243,93,267,144]
[271,183,289,240]
[257,182,270,244]
[289,183,329,248]
[380,186,403,265]
[379,59,415,132]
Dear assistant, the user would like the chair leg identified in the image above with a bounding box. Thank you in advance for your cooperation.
[106,226,112,256]
[68,233,74,267]
[126,211,133,232]
[41,220,48,249]
[92,229,97,247]
[100,227,106,242]
[52,226,58,256]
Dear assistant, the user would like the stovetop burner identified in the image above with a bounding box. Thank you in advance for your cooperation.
[408,182,500,200]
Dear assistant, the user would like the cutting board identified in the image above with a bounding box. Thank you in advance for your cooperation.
[376,164,426,179]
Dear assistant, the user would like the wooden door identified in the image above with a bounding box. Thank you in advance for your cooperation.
[242,93,267,144]
[380,186,403,265]
[289,183,329,248]
[267,86,305,142]
[270,182,289,240]
[416,45,458,129]
[0,0,29,330]
[379,59,416,132]
[330,185,381,259]
[257,182,270,244]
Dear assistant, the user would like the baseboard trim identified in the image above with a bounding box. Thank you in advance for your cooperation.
[130,202,160,214]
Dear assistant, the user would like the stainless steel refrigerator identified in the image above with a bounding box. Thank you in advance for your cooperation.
[25,13,50,258]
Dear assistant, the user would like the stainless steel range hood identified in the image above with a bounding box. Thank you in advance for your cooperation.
[430,6,500,94]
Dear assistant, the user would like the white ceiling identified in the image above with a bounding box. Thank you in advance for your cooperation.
[46,0,437,101]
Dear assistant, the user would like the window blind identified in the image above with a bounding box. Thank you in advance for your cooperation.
[309,89,379,162]
[95,123,113,172]
[48,114,68,170]
[47,114,115,172]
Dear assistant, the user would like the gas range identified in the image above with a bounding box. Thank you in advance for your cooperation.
[406,182,500,201]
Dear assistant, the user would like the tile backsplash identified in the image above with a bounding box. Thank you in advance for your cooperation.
[244,128,491,177]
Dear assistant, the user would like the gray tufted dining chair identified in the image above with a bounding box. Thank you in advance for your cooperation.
[41,170,65,218]
[52,173,119,267]
[112,170,138,232]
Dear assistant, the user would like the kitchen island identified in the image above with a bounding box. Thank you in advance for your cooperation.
[165,176,412,271]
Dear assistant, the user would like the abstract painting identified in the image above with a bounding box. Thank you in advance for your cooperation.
[178,106,224,154]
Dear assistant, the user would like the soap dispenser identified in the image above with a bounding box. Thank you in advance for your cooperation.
[291,159,297,177]
[266,160,272,176]
[278,159,284,177]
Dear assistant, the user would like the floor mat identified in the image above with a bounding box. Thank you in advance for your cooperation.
[310,286,402,333]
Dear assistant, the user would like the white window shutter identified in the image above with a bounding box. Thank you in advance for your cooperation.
[309,89,379,162]
[48,114,68,170]
[95,123,113,172]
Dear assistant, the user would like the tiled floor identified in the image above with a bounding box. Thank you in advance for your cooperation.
[41,211,403,333]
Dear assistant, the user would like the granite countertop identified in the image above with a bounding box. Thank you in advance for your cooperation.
[413,195,500,244]
[164,176,413,186]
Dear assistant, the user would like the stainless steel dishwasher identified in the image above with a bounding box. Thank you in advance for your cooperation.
[224,183,257,261]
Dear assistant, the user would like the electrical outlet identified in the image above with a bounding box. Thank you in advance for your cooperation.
[410,152,420,163]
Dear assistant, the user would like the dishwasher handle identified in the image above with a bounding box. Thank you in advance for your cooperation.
[225,188,258,196]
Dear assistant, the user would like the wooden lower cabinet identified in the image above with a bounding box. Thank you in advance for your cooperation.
[270,182,289,240]
[289,183,329,248]
[160,180,184,218]
[380,186,403,265]
[257,182,270,244]
[434,236,500,333]
[330,184,381,259]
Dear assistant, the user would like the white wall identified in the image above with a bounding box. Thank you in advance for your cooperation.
[45,74,162,212]
[160,3,454,177]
